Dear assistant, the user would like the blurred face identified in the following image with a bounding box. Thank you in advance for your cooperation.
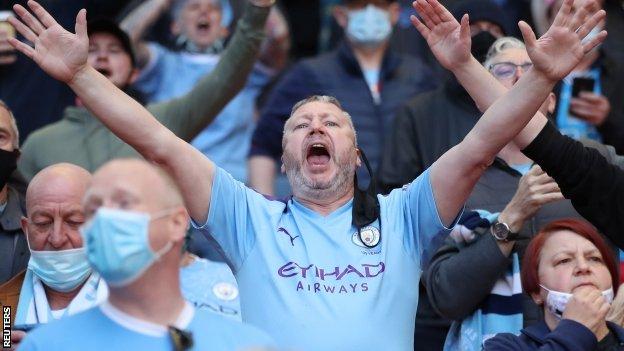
[173,0,228,50]
[0,106,15,152]
[83,162,181,254]
[88,33,136,89]
[535,230,612,303]
[281,101,360,200]
[548,0,604,25]
[333,1,400,33]
[23,177,87,251]
[488,47,532,88]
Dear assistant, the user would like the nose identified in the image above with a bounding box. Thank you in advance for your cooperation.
[574,255,592,275]
[308,119,326,135]
[47,220,68,249]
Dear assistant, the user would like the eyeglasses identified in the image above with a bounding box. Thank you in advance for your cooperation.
[489,62,533,79]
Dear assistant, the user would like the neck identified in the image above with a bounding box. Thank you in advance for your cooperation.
[498,143,532,166]
[45,283,85,310]
[0,185,7,206]
[351,42,387,71]
[107,264,186,326]
[295,187,354,216]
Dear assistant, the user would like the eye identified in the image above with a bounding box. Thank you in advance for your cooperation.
[589,256,603,263]
[325,121,338,127]
[294,123,308,130]
[556,258,572,265]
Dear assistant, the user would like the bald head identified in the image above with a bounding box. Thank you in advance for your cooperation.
[87,159,183,215]
[26,163,91,215]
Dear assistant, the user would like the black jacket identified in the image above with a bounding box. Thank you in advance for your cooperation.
[523,122,624,249]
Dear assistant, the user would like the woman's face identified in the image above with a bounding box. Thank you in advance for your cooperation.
[534,230,613,304]
[488,47,532,89]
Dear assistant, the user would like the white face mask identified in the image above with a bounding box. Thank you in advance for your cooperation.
[540,284,614,319]
[346,4,392,48]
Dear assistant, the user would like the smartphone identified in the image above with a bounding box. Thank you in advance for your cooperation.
[571,77,596,97]
[13,323,37,332]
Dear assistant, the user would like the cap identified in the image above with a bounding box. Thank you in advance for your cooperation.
[87,18,136,67]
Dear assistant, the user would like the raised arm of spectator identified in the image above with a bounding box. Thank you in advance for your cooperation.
[411,0,606,226]
[119,0,170,68]
[8,1,217,223]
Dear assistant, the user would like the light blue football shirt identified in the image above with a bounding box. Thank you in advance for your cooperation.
[194,166,455,351]
[19,301,274,350]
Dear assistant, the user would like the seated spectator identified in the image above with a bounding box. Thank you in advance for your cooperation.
[0,164,107,349]
[532,0,624,153]
[0,100,28,285]
[121,0,288,183]
[17,0,274,181]
[18,159,273,350]
[248,0,437,195]
[484,219,622,350]
[379,0,509,192]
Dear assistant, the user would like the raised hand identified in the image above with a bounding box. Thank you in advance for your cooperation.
[519,0,606,82]
[7,0,88,83]
[410,0,471,71]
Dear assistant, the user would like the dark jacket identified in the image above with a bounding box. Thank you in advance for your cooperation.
[379,77,480,192]
[522,122,624,249]
[426,158,582,329]
[249,41,437,173]
[552,51,624,154]
[484,320,624,350]
[0,185,28,285]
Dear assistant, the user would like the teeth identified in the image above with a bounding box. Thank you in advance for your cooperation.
[312,144,324,148]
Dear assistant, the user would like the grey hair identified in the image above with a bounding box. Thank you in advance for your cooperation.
[282,95,358,149]
[0,100,19,149]
[171,0,221,21]
[483,37,526,70]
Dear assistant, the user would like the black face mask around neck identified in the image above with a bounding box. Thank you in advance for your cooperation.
[0,148,19,189]
[352,149,380,248]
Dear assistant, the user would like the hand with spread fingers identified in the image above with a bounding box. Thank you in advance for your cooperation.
[410,0,472,71]
[518,0,606,82]
[7,0,88,83]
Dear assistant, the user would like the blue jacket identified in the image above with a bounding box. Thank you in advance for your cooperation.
[484,319,624,350]
[249,41,436,173]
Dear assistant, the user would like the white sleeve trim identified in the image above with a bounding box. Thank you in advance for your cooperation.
[100,300,195,337]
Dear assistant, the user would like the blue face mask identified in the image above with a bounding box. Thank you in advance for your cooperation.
[28,247,92,292]
[80,208,174,287]
[346,4,392,47]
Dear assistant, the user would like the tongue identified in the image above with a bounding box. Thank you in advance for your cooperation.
[308,155,330,166]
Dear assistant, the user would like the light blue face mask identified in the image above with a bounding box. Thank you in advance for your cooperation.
[346,4,392,47]
[28,247,92,293]
[80,208,174,287]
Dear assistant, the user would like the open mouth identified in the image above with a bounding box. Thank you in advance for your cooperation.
[196,19,211,33]
[96,68,111,78]
[306,143,331,169]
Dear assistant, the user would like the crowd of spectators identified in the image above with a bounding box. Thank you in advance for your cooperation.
[0,0,623,350]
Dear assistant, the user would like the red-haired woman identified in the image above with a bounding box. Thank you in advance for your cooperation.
[484,219,624,350]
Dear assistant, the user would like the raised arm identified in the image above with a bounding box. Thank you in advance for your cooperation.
[8,1,215,223]
[119,0,170,68]
[410,0,606,225]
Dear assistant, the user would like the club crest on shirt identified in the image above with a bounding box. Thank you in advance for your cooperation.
[212,282,239,301]
[352,226,380,248]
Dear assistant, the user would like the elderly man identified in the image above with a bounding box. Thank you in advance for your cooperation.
[16,0,274,181]
[0,164,106,350]
[0,101,27,285]
[18,159,273,350]
[8,0,605,349]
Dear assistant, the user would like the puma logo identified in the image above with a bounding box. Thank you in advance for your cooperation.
[278,227,300,246]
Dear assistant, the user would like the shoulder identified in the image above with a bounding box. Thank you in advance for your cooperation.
[21,308,103,345]
[191,310,274,345]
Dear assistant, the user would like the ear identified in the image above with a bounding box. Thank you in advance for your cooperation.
[388,2,401,26]
[546,92,556,114]
[127,68,140,85]
[333,5,349,28]
[171,20,181,36]
[530,291,544,305]
[356,148,362,168]
[170,207,190,243]
[20,216,29,238]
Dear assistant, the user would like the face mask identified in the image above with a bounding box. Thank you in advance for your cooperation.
[28,247,92,292]
[353,148,381,248]
[80,208,174,287]
[346,5,392,48]
[0,149,19,189]
[540,284,614,318]
[471,30,498,64]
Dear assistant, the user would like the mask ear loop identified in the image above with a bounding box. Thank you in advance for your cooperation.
[352,149,381,248]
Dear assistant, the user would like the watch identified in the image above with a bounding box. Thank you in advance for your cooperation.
[491,221,519,241]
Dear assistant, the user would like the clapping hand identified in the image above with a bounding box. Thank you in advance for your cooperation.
[7,0,88,83]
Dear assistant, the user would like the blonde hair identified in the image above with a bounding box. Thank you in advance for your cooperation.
[483,37,526,70]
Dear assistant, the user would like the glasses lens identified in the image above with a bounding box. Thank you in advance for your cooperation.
[491,63,516,79]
